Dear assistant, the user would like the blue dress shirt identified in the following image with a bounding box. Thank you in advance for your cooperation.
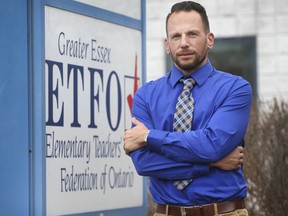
[130,60,252,206]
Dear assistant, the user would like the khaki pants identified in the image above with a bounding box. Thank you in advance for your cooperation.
[154,208,248,216]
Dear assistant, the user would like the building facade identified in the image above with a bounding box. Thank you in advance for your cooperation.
[146,0,288,100]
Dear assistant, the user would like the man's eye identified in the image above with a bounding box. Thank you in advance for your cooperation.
[172,35,181,40]
[188,33,197,37]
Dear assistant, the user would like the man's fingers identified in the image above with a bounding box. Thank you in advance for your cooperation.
[131,117,138,125]
[131,117,144,127]
[237,146,244,153]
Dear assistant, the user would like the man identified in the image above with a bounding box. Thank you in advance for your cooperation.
[124,1,252,216]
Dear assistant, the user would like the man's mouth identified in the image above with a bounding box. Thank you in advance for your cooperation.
[178,52,195,58]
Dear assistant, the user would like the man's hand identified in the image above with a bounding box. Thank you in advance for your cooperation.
[210,146,244,170]
[124,117,149,155]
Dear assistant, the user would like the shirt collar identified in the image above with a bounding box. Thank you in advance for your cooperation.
[170,60,214,87]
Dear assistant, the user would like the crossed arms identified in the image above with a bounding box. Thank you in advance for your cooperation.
[123,78,251,180]
[124,117,244,178]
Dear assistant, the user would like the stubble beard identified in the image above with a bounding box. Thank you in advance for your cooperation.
[170,44,209,74]
[172,52,207,74]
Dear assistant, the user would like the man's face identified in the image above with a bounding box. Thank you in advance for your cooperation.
[165,11,214,75]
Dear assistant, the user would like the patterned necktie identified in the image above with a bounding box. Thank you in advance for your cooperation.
[173,78,195,190]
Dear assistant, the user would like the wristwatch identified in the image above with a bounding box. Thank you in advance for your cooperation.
[144,130,150,143]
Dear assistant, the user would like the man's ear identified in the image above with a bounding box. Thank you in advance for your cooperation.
[207,32,214,49]
[165,38,170,54]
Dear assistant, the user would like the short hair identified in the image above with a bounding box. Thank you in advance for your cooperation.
[166,1,210,35]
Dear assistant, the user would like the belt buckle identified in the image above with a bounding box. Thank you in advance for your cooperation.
[180,205,202,216]
[182,205,204,216]
[180,207,186,216]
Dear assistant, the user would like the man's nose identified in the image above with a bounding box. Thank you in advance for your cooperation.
[180,34,189,48]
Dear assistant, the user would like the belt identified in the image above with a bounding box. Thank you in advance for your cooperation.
[156,199,246,216]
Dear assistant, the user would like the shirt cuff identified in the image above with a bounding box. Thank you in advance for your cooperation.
[192,164,210,178]
[146,129,168,154]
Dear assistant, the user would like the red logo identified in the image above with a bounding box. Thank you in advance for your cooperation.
[127,54,138,114]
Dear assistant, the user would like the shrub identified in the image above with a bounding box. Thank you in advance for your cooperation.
[244,98,288,216]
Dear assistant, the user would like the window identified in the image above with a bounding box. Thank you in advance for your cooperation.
[209,36,257,96]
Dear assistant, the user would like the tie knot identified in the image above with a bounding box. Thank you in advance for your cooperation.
[181,78,195,90]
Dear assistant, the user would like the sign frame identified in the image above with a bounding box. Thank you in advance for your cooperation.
[32,0,147,215]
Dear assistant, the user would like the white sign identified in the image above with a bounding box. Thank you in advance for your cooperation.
[45,6,143,215]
